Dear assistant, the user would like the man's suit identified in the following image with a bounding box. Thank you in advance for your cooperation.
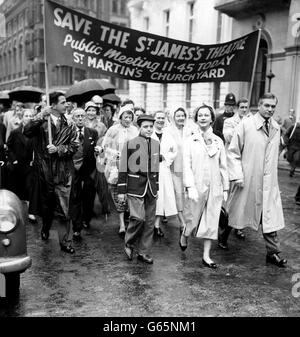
[6,125,33,200]
[70,126,98,232]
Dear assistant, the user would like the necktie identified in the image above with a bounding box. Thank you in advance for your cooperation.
[78,127,84,143]
[264,119,269,135]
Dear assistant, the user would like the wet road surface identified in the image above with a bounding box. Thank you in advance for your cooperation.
[0,169,299,317]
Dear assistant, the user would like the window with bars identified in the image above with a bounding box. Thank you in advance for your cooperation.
[164,10,170,37]
[188,2,194,42]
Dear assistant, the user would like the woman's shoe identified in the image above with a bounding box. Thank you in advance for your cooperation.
[179,234,188,251]
[202,258,217,269]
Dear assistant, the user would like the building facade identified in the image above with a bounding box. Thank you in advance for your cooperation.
[0,0,130,95]
[215,0,300,119]
[127,0,233,114]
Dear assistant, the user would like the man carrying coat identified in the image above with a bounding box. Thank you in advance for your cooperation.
[117,114,160,264]
[223,93,287,267]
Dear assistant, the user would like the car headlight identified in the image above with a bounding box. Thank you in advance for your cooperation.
[0,212,17,233]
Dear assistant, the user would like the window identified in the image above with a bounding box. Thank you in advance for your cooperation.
[120,0,126,15]
[141,83,147,110]
[112,0,118,14]
[251,39,268,106]
[216,12,223,43]
[186,83,191,110]
[164,10,170,37]
[144,17,149,31]
[162,84,168,109]
[188,2,194,42]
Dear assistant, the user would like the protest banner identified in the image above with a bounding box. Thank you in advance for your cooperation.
[44,0,260,84]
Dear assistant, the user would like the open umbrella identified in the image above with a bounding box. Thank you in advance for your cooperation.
[65,79,115,104]
[102,93,121,104]
[8,86,44,103]
[0,91,11,109]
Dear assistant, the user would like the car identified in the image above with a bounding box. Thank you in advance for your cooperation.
[0,189,32,298]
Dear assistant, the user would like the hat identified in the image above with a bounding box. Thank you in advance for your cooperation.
[118,105,134,119]
[92,95,103,104]
[137,114,155,126]
[85,101,99,111]
[224,93,236,106]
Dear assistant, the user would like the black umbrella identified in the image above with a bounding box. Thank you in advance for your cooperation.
[8,86,44,103]
[102,93,121,104]
[65,79,115,104]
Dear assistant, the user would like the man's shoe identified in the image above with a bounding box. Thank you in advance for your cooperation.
[60,244,75,254]
[266,254,287,268]
[73,231,82,241]
[235,229,245,240]
[82,221,90,229]
[154,227,164,237]
[41,230,49,241]
[137,254,153,264]
[218,242,229,250]
[124,245,133,261]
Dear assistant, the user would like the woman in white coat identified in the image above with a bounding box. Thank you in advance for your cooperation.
[152,111,178,236]
[164,107,198,232]
[181,105,229,268]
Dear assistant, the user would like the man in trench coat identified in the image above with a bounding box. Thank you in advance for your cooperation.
[222,93,287,267]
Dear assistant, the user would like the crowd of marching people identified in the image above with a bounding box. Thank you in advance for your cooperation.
[0,90,299,268]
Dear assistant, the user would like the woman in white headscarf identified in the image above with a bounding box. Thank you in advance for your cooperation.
[164,107,198,232]
[101,105,139,235]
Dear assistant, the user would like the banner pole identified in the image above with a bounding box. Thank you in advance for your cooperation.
[247,29,262,113]
[43,0,52,145]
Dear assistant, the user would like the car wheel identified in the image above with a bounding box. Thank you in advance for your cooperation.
[5,272,20,298]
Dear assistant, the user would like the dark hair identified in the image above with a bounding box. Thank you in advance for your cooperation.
[173,107,187,119]
[194,104,215,124]
[50,92,65,105]
[237,98,248,107]
[153,110,165,118]
[121,99,134,107]
[134,106,145,114]
[258,93,278,105]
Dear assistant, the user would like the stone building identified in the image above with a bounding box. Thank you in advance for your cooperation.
[128,0,300,118]
[215,0,300,119]
[127,0,232,114]
[0,0,130,95]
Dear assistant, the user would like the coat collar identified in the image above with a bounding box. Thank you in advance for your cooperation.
[253,112,279,139]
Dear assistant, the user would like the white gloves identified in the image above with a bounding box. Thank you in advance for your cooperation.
[187,187,199,202]
[223,191,228,202]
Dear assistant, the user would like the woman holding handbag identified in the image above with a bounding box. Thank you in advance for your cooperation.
[102,105,138,235]
[180,105,229,268]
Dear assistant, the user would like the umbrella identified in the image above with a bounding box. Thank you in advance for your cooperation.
[102,93,121,104]
[8,86,44,103]
[65,79,115,104]
[0,91,10,100]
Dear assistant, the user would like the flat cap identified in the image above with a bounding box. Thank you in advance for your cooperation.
[137,114,155,126]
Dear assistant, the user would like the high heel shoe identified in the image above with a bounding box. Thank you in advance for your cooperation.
[179,234,187,251]
[202,258,217,269]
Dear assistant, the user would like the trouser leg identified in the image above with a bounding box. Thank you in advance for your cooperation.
[82,174,96,224]
[70,171,83,233]
[54,176,72,245]
[125,195,145,250]
[263,231,281,256]
[138,189,155,255]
